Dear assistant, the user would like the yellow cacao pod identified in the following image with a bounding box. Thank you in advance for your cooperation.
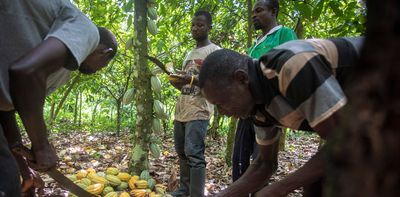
[130,189,147,197]
[128,177,137,189]
[106,174,122,186]
[106,167,120,175]
[155,184,166,194]
[76,170,88,180]
[102,186,114,196]
[132,175,140,181]
[119,191,130,197]
[135,180,148,189]
[87,168,96,174]
[117,172,131,182]
[89,174,108,185]
[147,19,158,35]
[104,191,118,197]
[86,183,104,195]
[148,7,157,20]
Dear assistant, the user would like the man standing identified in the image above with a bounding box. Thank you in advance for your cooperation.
[199,37,362,196]
[232,0,297,181]
[0,0,118,196]
[168,11,220,197]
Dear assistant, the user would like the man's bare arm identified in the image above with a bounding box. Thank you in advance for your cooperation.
[217,126,280,197]
[255,116,338,196]
[9,37,70,171]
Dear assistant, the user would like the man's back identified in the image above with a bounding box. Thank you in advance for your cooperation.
[0,0,99,111]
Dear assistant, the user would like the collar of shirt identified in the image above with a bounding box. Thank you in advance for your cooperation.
[254,25,282,47]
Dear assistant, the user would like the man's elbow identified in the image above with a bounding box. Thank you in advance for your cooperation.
[9,63,37,80]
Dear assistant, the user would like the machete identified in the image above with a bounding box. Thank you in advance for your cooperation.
[145,55,171,75]
[12,145,95,197]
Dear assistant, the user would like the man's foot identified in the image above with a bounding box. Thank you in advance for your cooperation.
[30,143,58,171]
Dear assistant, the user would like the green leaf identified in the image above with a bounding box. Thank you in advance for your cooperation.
[312,0,325,21]
[127,15,133,29]
[124,0,133,12]
[295,2,312,19]
[329,1,343,17]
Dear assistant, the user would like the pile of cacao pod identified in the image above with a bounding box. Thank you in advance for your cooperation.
[67,167,168,197]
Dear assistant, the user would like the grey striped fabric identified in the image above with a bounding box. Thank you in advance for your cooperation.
[251,37,363,131]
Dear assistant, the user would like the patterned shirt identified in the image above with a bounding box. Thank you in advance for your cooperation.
[249,37,363,134]
[174,43,221,122]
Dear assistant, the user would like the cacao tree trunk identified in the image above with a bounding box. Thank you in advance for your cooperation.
[129,0,152,175]
[327,0,400,196]
[225,117,237,166]
[209,108,222,139]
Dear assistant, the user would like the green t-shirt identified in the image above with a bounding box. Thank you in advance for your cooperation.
[248,26,297,58]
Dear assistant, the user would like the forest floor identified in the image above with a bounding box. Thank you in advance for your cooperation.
[24,130,319,196]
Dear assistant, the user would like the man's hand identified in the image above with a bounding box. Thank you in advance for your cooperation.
[30,142,59,171]
[168,73,192,90]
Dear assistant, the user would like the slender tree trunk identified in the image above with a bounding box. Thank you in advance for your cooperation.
[327,0,400,196]
[78,91,82,127]
[129,0,152,175]
[116,99,122,136]
[294,17,303,39]
[225,118,237,166]
[49,74,81,127]
[91,99,100,126]
[73,90,79,125]
[246,0,253,48]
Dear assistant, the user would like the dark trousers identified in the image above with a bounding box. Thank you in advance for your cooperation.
[232,118,257,181]
[0,124,21,197]
[173,120,208,197]
[174,120,208,168]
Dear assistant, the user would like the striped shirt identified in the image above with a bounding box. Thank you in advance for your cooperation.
[250,37,363,132]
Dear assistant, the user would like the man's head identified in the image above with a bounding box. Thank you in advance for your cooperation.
[191,10,212,41]
[252,0,279,30]
[199,49,255,119]
[79,27,118,74]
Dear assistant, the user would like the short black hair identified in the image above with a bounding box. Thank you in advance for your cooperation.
[258,0,280,18]
[194,10,212,26]
[199,49,249,88]
[98,27,118,59]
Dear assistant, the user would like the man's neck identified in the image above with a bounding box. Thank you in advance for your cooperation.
[196,38,211,48]
[261,21,278,36]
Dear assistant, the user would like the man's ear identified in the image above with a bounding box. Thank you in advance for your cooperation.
[101,48,113,55]
[233,69,249,85]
